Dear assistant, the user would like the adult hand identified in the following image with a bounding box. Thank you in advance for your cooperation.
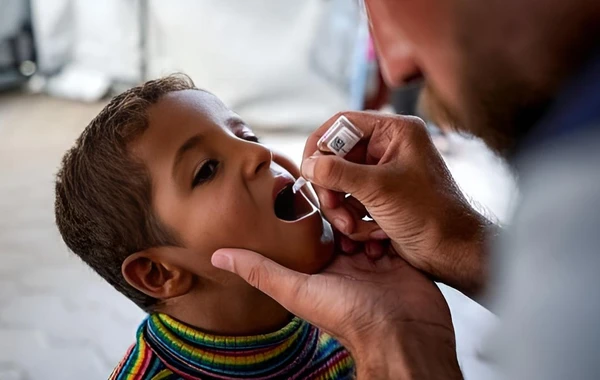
[211,248,462,380]
[302,112,495,298]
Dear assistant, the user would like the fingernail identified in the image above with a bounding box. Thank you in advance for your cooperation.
[333,218,349,234]
[302,156,317,180]
[211,252,233,272]
[370,241,384,258]
[369,229,388,240]
[340,236,355,253]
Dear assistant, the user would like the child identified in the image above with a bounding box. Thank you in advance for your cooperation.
[54,75,355,379]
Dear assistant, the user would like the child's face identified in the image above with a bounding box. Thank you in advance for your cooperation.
[131,90,334,278]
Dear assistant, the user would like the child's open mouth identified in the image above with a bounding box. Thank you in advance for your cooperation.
[274,182,315,222]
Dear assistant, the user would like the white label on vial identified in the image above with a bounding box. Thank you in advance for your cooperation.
[326,128,361,156]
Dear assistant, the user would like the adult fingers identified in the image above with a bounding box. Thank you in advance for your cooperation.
[311,185,342,209]
[302,111,385,163]
[365,240,386,260]
[302,154,378,198]
[310,175,386,239]
[339,235,361,254]
[343,196,387,241]
[325,194,384,241]
[318,198,356,235]
[302,154,377,235]
[211,248,316,320]
[314,194,382,239]
[303,111,424,164]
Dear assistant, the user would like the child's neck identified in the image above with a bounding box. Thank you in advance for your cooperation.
[158,280,292,336]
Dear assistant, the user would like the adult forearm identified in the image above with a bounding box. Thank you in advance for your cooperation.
[353,324,463,380]
[435,210,499,304]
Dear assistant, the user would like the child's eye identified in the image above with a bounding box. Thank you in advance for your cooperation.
[236,129,260,143]
[192,159,219,188]
[242,134,260,143]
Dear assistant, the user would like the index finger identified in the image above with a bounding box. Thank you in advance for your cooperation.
[212,248,312,317]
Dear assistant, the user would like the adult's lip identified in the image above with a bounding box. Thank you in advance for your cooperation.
[272,175,316,222]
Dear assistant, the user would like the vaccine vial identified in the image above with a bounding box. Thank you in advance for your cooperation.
[293,115,364,193]
[316,115,364,157]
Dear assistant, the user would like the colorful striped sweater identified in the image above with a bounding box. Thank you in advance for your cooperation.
[109,313,355,379]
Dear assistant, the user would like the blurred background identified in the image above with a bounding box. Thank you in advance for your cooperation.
[0,0,516,379]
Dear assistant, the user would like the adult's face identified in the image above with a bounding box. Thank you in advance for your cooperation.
[365,0,596,156]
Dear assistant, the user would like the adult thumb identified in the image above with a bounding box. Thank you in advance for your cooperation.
[211,248,311,318]
[301,155,375,196]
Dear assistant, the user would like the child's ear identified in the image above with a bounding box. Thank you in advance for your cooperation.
[122,248,194,300]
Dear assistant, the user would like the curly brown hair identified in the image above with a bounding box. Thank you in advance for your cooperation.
[54,74,199,311]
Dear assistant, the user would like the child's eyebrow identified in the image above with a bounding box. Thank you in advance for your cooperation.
[173,134,203,174]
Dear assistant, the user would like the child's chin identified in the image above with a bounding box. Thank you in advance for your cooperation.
[298,219,335,274]
[275,213,335,274]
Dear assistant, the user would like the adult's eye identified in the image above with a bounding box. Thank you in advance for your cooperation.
[192,159,219,188]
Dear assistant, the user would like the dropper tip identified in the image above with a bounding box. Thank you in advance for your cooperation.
[292,177,308,193]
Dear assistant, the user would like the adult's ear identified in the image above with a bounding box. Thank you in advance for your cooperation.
[122,247,194,300]
[272,152,319,206]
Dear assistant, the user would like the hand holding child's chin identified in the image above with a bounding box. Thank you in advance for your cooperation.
[260,204,335,275]
[211,246,458,379]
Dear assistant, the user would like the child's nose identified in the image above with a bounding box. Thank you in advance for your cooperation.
[241,142,272,180]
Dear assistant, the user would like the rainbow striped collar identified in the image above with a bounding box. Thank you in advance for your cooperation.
[142,313,321,378]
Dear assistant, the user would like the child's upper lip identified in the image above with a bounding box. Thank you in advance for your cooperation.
[272,174,295,202]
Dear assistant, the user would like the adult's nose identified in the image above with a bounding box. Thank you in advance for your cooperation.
[365,0,422,87]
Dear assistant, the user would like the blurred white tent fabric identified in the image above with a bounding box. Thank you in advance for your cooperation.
[31,0,139,101]
[31,0,140,82]
[29,0,360,129]
[30,0,72,74]
[147,0,359,130]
